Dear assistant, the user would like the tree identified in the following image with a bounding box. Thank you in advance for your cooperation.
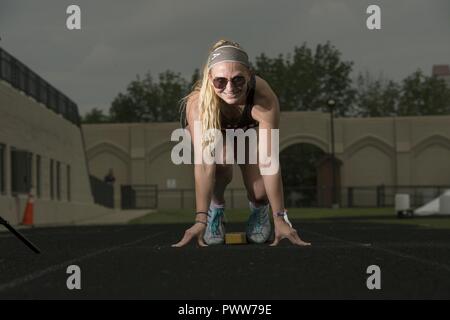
[87,42,450,122]
[254,42,356,116]
[109,70,190,123]
[81,108,110,124]
[355,72,400,117]
[157,71,190,121]
[189,68,201,90]
[398,70,450,116]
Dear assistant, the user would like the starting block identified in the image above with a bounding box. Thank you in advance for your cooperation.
[225,232,247,245]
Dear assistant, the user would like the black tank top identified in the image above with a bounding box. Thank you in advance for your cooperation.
[181,74,259,131]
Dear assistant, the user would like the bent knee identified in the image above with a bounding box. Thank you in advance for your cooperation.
[247,192,268,206]
[215,164,233,182]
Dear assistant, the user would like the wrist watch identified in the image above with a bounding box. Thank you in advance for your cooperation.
[273,209,292,227]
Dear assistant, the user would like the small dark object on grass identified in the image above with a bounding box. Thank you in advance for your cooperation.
[397,209,414,219]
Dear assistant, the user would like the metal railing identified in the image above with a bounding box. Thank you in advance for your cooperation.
[121,185,158,209]
[90,175,114,208]
[368,185,450,209]
[124,185,450,210]
[0,47,81,127]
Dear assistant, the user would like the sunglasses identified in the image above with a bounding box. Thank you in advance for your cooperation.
[212,76,247,90]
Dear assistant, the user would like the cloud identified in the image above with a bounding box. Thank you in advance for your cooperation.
[0,0,449,115]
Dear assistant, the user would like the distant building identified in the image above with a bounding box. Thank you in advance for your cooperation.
[83,112,450,209]
[432,64,450,87]
[0,46,113,226]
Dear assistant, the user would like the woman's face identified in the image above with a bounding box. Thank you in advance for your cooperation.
[209,62,250,105]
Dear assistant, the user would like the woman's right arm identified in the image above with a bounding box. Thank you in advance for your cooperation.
[189,94,216,222]
[172,94,215,247]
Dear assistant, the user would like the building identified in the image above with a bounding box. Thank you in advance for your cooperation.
[0,47,113,226]
[432,64,450,87]
[83,112,450,209]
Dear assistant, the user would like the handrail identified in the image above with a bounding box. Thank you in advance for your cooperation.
[0,46,81,127]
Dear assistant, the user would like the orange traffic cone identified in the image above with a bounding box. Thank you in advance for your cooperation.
[21,191,35,226]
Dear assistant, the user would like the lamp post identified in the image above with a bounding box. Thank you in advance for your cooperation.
[327,99,339,209]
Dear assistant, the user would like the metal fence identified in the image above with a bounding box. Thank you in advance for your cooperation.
[124,185,450,210]
[289,185,450,208]
[0,47,81,127]
[372,185,450,208]
[90,175,114,208]
[121,185,158,209]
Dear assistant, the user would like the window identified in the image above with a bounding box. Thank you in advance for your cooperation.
[56,161,61,200]
[36,155,41,198]
[0,144,5,194]
[50,159,54,200]
[11,148,32,194]
[166,178,177,189]
[67,165,71,201]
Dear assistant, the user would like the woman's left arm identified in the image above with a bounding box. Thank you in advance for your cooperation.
[254,80,311,246]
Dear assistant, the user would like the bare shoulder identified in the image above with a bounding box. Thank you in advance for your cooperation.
[254,76,279,110]
[252,76,280,122]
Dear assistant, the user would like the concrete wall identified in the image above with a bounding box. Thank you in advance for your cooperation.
[0,80,112,225]
[83,112,450,209]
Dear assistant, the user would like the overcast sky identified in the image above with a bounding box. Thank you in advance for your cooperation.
[1,0,449,115]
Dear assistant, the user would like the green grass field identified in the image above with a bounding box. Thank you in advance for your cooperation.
[129,207,450,230]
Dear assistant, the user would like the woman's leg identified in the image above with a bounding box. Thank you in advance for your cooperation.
[211,135,233,204]
[237,128,268,207]
[239,163,271,243]
[239,163,268,206]
[204,141,233,245]
[211,163,233,205]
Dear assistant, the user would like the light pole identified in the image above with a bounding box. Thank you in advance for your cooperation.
[327,99,339,209]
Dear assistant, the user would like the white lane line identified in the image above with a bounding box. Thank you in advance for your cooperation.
[0,231,166,293]
[302,229,450,273]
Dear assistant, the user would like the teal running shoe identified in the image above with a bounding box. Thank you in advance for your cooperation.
[246,202,271,244]
[203,205,225,245]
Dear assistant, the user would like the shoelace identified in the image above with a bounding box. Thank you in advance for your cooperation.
[209,209,224,235]
[249,208,265,233]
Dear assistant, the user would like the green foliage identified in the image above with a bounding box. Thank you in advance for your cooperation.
[83,42,450,123]
[355,70,450,117]
[109,70,189,123]
[81,108,110,124]
[398,70,450,116]
[355,72,400,117]
[254,42,356,116]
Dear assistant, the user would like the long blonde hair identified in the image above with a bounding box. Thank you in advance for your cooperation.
[180,39,249,151]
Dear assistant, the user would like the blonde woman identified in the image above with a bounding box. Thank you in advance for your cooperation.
[172,40,310,247]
